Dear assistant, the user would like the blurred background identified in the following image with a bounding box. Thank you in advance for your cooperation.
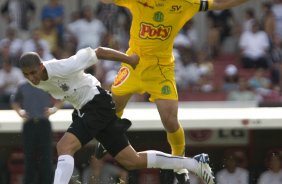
[0,0,282,183]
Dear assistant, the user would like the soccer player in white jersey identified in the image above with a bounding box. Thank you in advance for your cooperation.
[19,47,215,184]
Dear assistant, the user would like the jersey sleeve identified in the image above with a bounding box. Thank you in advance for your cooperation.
[45,47,98,77]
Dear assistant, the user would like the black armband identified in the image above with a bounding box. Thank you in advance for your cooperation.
[199,0,209,11]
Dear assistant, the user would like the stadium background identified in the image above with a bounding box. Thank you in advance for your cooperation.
[0,0,282,183]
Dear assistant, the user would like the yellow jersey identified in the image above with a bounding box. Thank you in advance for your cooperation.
[114,0,213,63]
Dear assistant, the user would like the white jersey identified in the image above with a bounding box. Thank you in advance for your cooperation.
[35,47,100,109]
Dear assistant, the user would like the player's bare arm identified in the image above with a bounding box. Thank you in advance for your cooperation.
[210,0,250,10]
[95,47,139,69]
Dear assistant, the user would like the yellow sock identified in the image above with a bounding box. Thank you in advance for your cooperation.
[167,125,186,156]
[116,110,123,118]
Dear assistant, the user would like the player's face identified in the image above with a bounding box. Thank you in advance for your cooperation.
[21,64,43,85]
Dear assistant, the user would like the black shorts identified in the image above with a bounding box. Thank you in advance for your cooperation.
[67,86,130,157]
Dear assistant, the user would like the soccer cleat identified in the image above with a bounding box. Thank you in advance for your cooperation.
[160,169,175,184]
[94,142,108,159]
[193,153,215,184]
[175,171,190,184]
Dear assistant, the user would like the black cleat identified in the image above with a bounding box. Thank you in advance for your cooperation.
[160,169,175,184]
[94,142,108,160]
[175,172,190,184]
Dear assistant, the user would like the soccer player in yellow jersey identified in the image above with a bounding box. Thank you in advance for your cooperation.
[98,0,250,183]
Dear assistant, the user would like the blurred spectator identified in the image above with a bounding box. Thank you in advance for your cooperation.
[257,150,282,184]
[69,10,81,23]
[67,6,107,51]
[174,47,200,91]
[216,153,249,184]
[248,68,271,90]
[0,0,35,38]
[197,51,214,79]
[82,153,128,184]
[272,0,282,40]
[38,16,60,58]
[0,59,24,108]
[207,9,236,57]
[242,8,256,33]
[222,64,239,92]
[96,2,131,40]
[0,27,23,66]
[206,18,220,58]
[227,77,259,101]
[239,20,270,69]
[260,2,276,45]
[256,85,282,104]
[41,0,64,47]
[183,20,198,51]
[11,81,62,184]
[58,10,80,59]
[22,28,53,60]
[196,52,215,93]
[174,30,192,51]
[269,34,282,85]
[207,9,235,44]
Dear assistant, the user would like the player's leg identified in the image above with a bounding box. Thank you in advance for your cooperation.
[156,99,185,156]
[95,64,141,159]
[96,113,214,184]
[22,119,37,184]
[111,64,142,118]
[37,119,53,184]
[156,99,189,183]
[114,145,215,184]
[143,61,189,183]
[112,93,132,118]
[53,132,82,184]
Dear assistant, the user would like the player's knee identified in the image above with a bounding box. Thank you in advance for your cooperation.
[163,116,179,132]
[56,140,79,156]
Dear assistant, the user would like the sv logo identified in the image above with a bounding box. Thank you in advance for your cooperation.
[170,5,182,12]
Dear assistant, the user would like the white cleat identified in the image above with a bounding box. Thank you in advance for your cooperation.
[193,153,215,184]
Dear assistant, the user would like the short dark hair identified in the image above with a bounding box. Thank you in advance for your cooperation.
[19,52,41,68]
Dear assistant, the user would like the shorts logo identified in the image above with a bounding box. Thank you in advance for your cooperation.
[161,85,171,95]
[113,67,130,88]
[139,22,171,40]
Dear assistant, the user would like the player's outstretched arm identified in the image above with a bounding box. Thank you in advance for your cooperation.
[94,47,139,69]
[211,0,250,10]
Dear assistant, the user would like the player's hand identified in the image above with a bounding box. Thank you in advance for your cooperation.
[18,109,29,120]
[45,107,58,117]
[129,54,139,69]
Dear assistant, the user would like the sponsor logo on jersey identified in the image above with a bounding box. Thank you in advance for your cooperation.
[169,5,182,13]
[112,67,130,87]
[59,83,69,92]
[161,85,171,95]
[139,22,171,40]
[153,11,164,22]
